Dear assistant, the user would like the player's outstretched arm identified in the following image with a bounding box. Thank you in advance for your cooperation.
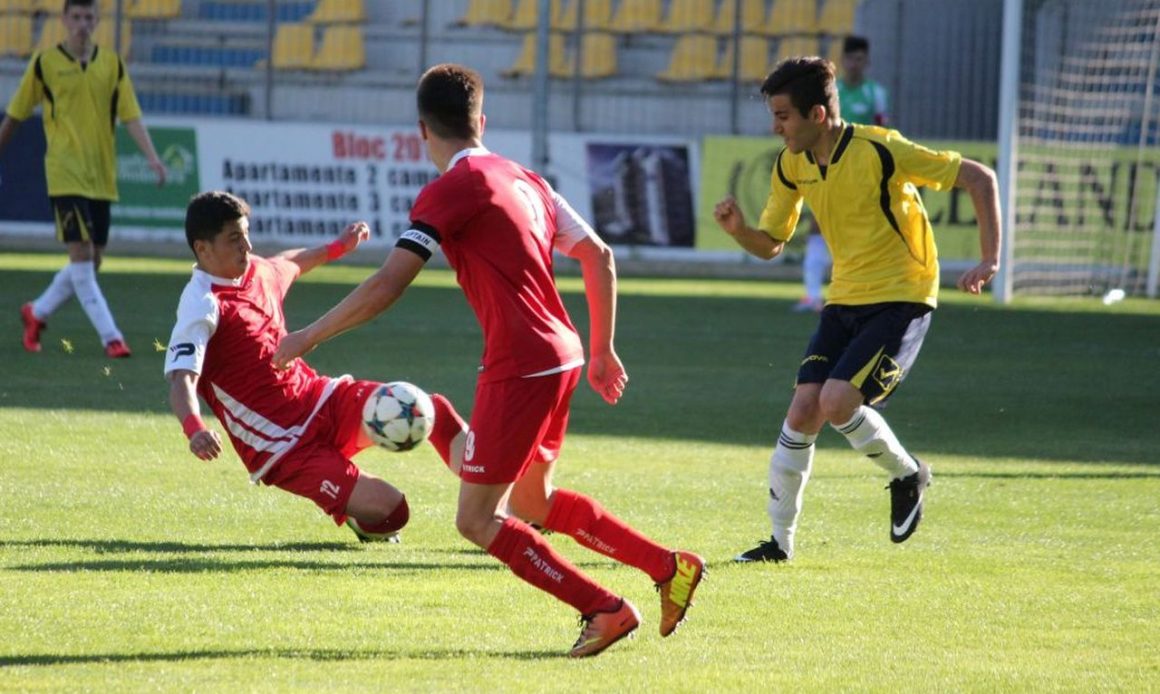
[167,369,222,461]
[954,158,1002,294]
[713,195,786,260]
[567,235,627,405]
[278,221,370,275]
[272,246,426,369]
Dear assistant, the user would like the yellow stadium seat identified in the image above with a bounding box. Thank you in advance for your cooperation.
[554,0,611,32]
[765,0,816,35]
[0,0,33,13]
[715,35,769,82]
[0,14,34,57]
[94,19,131,54]
[775,34,818,63]
[455,0,511,27]
[713,0,767,35]
[270,22,313,69]
[306,0,365,24]
[128,0,181,20]
[817,0,856,34]
[310,24,364,70]
[658,0,714,33]
[578,31,616,78]
[609,0,661,33]
[501,0,562,31]
[502,31,569,78]
[826,34,843,66]
[656,33,717,82]
[35,13,65,50]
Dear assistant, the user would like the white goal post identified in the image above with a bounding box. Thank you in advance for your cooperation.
[995,0,1160,302]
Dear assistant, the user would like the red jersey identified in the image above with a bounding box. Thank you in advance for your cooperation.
[165,256,343,481]
[400,148,594,383]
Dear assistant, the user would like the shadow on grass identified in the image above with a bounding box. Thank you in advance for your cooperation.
[0,539,358,553]
[0,646,563,666]
[7,558,506,573]
[933,471,1160,480]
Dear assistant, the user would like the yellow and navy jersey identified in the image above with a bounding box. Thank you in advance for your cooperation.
[6,45,143,200]
[758,122,962,307]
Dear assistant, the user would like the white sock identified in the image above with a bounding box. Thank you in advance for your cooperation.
[32,266,76,319]
[68,261,121,344]
[833,405,918,479]
[767,423,816,558]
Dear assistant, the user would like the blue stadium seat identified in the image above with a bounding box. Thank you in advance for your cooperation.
[199,1,314,23]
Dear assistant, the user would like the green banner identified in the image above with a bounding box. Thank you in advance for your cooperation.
[698,135,997,261]
[113,126,199,231]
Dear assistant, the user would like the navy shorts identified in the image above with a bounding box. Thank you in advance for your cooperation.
[796,302,933,406]
[51,196,111,246]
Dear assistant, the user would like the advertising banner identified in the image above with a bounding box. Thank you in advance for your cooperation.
[0,115,52,226]
[113,125,200,232]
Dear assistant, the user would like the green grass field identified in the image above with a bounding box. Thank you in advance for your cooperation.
[1,251,1157,692]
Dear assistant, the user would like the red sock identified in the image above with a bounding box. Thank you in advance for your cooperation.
[544,489,676,584]
[429,393,467,469]
[487,516,619,615]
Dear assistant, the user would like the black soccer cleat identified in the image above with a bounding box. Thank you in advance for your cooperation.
[734,535,789,563]
[888,459,931,543]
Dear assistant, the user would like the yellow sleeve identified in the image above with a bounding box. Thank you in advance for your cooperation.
[887,131,962,191]
[757,149,804,242]
[5,54,44,121]
[115,58,143,122]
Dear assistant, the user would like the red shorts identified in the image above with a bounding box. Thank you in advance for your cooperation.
[260,379,379,524]
[460,368,580,485]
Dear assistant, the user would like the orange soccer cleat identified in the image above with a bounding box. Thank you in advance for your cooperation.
[104,339,132,359]
[569,598,640,658]
[657,550,705,637]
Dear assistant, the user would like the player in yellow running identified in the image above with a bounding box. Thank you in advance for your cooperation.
[0,0,165,358]
[714,57,1001,562]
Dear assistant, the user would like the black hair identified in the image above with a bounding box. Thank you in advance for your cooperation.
[842,35,870,55]
[416,63,483,140]
[184,191,250,252]
[760,56,839,119]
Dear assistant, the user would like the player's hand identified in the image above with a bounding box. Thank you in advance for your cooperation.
[272,329,315,370]
[588,351,628,405]
[148,156,167,187]
[713,195,747,236]
[337,221,371,255]
[957,261,999,295]
[189,429,222,461]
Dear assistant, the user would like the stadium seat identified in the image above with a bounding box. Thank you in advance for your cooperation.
[609,0,660,34]
[0,0,32,13]
[501,0,561,31]
[715,35,769,82]
[94,19,131,54]
[309,24,364,70]
[657,0,715,33]
[554,0,611,32]
[270,22,313,69]
[817,0,857,35]
[826,34,843,66]
[713,0,767,35]
[306,0,365,24]
[128,0,181,20]
[775,34,818,62]
[765,0,816,35]
[502,31,568,78]
[35,14,64,50]
[0,13,34,57]
[578,31,616,78]
[656,33,718,82]
[454,0,511,27]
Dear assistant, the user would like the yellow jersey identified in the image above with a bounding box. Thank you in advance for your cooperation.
[6,45,143,200]
[758,123,962,307]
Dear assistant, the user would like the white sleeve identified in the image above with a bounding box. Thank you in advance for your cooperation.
[163,284,219,376]
[550,188,600,254]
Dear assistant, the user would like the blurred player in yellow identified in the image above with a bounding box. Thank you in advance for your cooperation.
[0,0,165,358]
[714,57,1001,561]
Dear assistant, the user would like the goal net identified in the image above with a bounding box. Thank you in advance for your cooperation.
[1004,0,1160,297]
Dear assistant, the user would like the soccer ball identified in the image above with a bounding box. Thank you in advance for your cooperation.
[361,381,435,452]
